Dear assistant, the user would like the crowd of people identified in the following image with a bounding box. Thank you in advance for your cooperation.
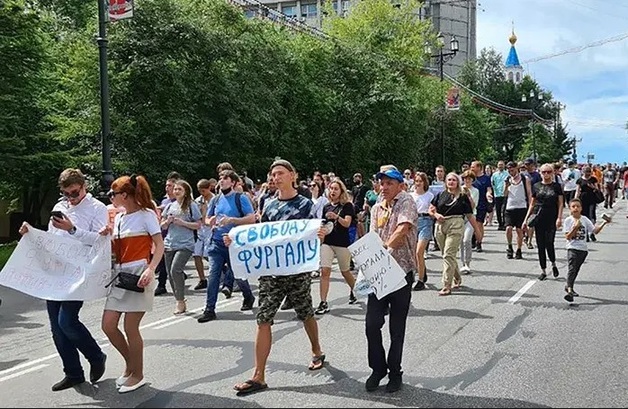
[16,156,625,395]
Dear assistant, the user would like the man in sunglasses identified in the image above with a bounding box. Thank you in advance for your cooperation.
[18,168,108,391]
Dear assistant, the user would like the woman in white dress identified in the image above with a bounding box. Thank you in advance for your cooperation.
[100,175,164,393]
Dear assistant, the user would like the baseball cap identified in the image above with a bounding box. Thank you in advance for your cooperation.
[376,168,404,183]
[270,159,295,173]
[524,158,535,165]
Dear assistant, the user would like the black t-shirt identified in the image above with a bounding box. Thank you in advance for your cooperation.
[352,184,369,210]
[431,191,473,216]
[322,202,355,247]
[532,182,563,222]
[576,177,598,204]
[297,184,312,200]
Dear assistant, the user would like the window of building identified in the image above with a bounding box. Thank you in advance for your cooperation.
[301,3,318,19]
[341,0,350,14]
[332,1,338,13]
[515,72,521,82]
[244,9,256,19]
[508,72,514,81]
[281,4,297,18]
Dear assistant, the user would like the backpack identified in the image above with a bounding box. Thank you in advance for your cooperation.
[207,192,245,219]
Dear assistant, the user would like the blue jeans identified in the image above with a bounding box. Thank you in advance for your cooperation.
[47,301,104,380]
[205,240,254,312]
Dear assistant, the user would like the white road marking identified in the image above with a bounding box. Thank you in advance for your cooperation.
[0,364,49,383]
[508,280,536,304]
[0,297,243,382]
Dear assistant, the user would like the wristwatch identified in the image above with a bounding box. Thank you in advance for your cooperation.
[68,226,77,235]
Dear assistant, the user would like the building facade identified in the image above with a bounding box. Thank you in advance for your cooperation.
[241,0,477,76]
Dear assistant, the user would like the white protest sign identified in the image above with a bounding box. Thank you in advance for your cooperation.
[228,219,321,279]
[0,228,113,301]
[349,232,407,300]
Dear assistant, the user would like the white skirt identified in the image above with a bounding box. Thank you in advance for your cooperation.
[104,260,156,313]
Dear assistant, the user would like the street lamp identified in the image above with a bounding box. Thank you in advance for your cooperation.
[522,90,543,162]
[97,0,113,194]
[426,33,459,166]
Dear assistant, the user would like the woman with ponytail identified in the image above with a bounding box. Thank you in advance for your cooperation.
[99,175,164,393]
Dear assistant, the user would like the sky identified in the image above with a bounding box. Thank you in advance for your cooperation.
[476,0,628,164]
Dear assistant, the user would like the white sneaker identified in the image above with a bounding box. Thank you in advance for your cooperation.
[460,264,471,275]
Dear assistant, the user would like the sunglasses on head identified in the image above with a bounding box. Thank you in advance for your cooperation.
[61,188,81,198]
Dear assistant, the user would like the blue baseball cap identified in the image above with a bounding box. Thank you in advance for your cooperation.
[376,168,404,183]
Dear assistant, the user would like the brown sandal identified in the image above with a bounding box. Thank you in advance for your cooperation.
[438,288,451,296]
[174,300,187,315]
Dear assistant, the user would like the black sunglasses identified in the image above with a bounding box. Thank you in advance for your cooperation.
[107,190,123,198]
[61,189,81,198]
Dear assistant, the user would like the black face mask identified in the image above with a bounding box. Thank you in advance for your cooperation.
[221,188,232,195]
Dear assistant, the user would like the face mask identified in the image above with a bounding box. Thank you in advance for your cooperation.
[221,188,232,195]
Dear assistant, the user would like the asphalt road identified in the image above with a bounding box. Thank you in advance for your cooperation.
[1,203,628,408]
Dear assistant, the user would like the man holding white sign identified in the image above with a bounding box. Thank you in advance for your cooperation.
[363,167,418,393]
[229,159,326,396]
[16,169,108,391]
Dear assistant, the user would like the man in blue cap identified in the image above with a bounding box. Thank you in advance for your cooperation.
[364,166,418,393]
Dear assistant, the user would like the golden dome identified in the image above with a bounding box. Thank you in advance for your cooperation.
[509,30,517,45]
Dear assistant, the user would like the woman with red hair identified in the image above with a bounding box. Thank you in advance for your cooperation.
[100,175,164,393]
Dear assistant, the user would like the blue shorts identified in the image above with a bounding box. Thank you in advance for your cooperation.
[417,216,434,241]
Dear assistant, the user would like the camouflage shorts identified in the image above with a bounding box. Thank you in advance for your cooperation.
[256,272,314,325]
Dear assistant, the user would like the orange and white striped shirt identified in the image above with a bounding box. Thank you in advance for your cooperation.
[112,209,160,265]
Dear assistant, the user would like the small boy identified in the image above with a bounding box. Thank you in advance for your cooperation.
[563,198,611,302]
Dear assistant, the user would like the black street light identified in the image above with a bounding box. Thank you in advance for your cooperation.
[521,90,543,163]
[97,0,113,194]
[426,33,459,166]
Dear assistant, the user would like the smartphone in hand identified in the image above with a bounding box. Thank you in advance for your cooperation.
[51,210,66,219]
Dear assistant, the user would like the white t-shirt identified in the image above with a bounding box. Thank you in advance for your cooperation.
[411,191,434,214]
[562,168,581,192]
[563,215,595,251]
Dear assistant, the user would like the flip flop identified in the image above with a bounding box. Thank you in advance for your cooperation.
[234,379,268,396]
[308,354,326,371]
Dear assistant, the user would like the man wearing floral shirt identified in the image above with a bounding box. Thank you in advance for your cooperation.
[365,167,418,393]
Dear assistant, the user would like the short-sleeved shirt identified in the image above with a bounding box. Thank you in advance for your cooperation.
[208,192,255,244]
[261,194,313,222]
[528,171,542,185]
[576,177,598,205]
[603,169,617,184]
[410,191,434,214]
[491,170,509,198]
[370,191,418,273]
[532,182,563,223]
[322,202,355,247]
[163,201,202,252]
[562,168,581,192]
[473,174,492,210]
[352,184,369,210]
[564,215,595,251]
[113,209,161,264]
[431,191,473,216]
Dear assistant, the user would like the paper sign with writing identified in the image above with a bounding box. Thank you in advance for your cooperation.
[349,232,407,300]
[228,219,321,279]
[0,228,113,301]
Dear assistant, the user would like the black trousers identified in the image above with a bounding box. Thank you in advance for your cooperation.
[365,281,411,377]
[535,223,556,270]
[156,254,168,288]
[494,196,505,228]
[567,249,588,288]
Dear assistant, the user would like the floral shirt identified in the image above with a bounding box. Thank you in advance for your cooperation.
[369,190,418,273]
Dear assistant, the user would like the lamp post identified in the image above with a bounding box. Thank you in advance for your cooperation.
[97,0,113,193]
[426,33,459,166]
[521,90,543,163]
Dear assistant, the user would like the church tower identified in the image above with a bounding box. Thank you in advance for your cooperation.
[505,27,524,84]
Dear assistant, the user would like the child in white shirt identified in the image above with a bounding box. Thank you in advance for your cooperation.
[563,198,610,302]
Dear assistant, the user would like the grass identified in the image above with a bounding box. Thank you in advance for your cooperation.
[0,242,17,270]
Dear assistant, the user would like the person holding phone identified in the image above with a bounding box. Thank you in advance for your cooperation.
[18,169,108,392]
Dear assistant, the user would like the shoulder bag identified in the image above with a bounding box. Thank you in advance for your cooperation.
[105,215,145,293]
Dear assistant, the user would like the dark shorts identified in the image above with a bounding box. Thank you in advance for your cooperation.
[475,208,488,223]
[505,208,527,228]
[256,273,314,325]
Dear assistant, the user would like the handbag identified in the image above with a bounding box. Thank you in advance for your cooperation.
[105,271,144,293]
[106,215,145,293]
[526,208,541,228]
[593,188,604,204]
